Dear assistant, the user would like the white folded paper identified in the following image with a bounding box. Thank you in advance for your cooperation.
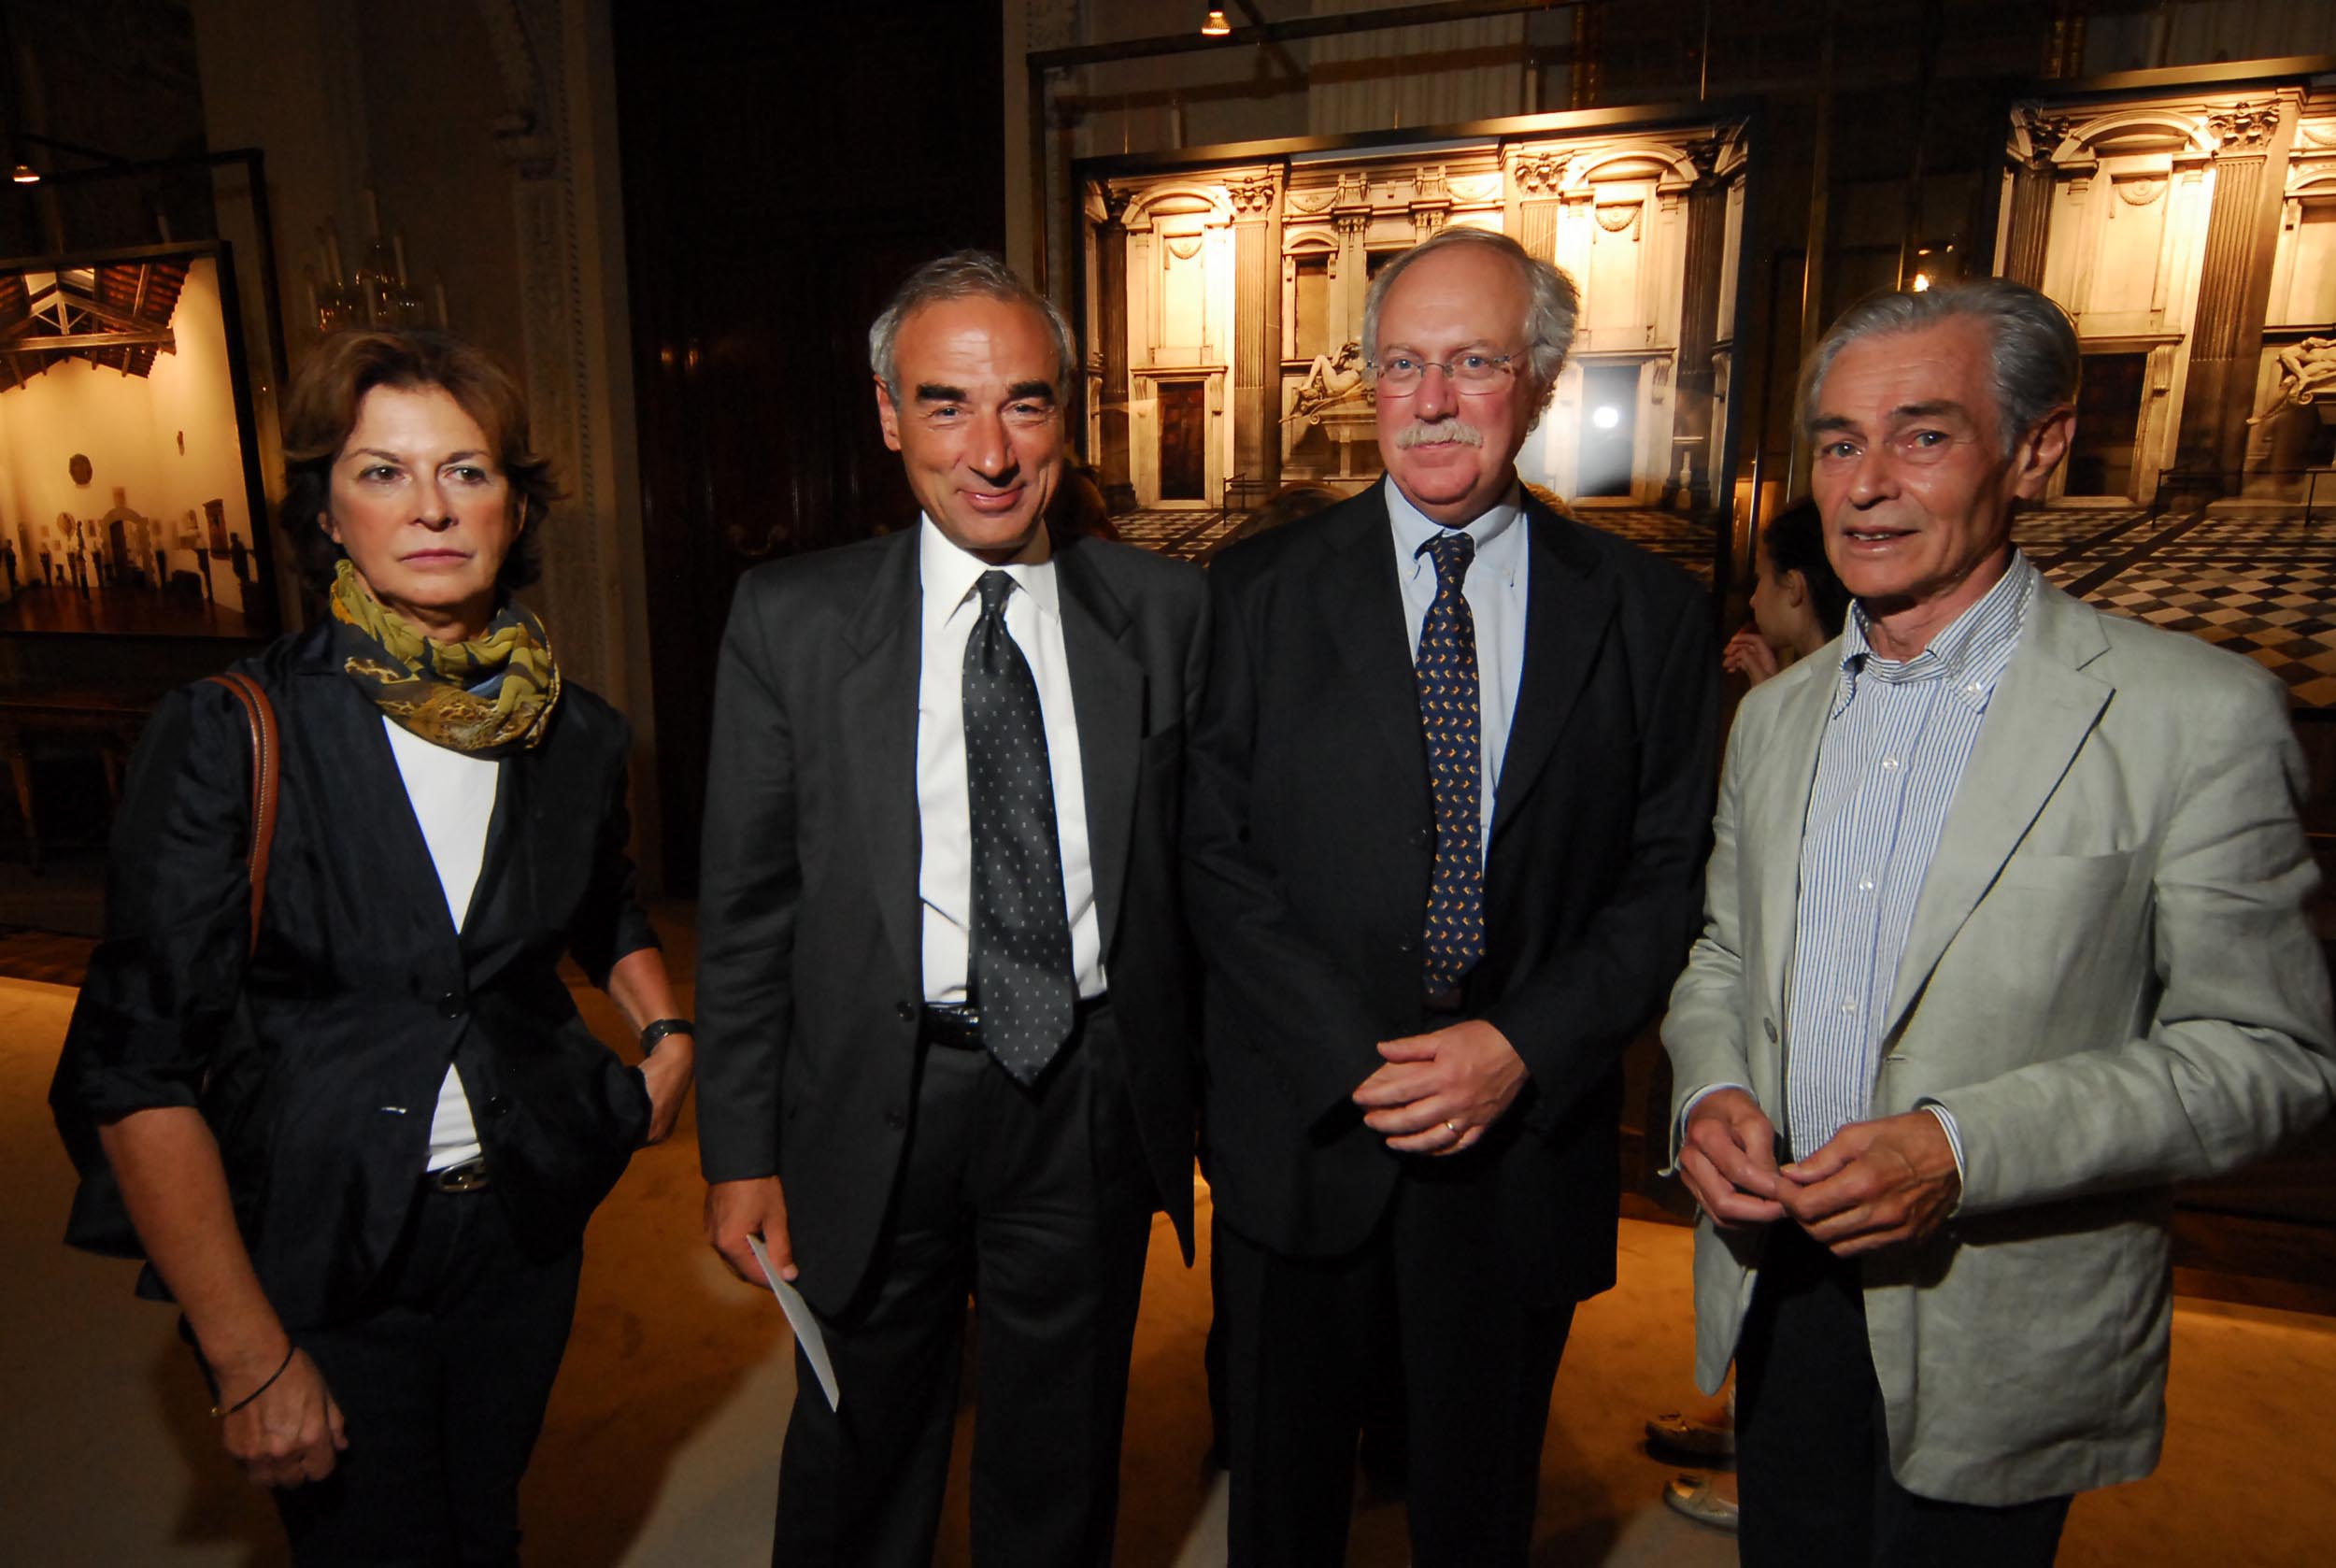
[748,1234,840,1412]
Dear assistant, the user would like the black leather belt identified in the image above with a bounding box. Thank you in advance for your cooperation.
[425,1156,491,1193]
[919,1002,986,1051]
[919,995,1109,1052]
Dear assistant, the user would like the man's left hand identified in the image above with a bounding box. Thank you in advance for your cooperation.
[1776,1110,1960,1256]
[1351,1019,1529,1156]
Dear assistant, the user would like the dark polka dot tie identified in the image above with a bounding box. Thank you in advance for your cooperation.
[963,570,1075,1084]
[1417,529,1485,992]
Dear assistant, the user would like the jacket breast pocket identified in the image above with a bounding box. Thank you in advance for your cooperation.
[1996,848,2136,897]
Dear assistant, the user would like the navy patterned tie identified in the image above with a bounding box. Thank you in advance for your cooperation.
[963,570,1075,1084]
[1417,530,1485,992]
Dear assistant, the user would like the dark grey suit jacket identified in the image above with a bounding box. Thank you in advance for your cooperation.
[694,528,1209,1318]
[1186,485,1718,1305]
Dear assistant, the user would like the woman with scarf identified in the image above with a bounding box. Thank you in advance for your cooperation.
[50,328,691,1566]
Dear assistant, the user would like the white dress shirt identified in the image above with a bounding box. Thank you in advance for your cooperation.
[1385,475,1531,852]
[915,518,1106,1005]
[382,716,500,1173]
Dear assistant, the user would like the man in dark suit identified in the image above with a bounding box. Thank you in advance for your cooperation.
[1188,226,1719,1565]
[695,251,1208,1567]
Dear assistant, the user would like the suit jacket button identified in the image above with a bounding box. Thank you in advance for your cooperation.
[1410,827,1432,848]
[437,991,467,1019]
[1396,936,1417,955]
[896,1001,918,1022]
[484,1095,511,1118]
[885,1109,905,1131]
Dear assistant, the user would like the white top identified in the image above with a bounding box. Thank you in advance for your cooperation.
[381,716,500,1173]
[914,517,1106,1005]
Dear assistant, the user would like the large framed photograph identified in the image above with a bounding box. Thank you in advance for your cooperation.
[1075,102,1757,590]
[0,239,278,637]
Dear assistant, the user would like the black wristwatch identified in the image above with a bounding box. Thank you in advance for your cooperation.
[639,1018,696,1058]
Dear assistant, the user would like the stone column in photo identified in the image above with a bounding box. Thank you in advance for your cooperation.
[1229,172,1283,495]
[2175,93,2300,492]
[1674,143,1729,513]
[1092,188,1136,512]
[2000,114,2072,290]
[1511,150,1565,265]
[1332,171,1372,346]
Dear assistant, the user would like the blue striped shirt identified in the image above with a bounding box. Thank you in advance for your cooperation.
[1781,554,2037,1162]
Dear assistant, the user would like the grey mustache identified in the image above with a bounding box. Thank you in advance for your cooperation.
[1396,419,1485,449]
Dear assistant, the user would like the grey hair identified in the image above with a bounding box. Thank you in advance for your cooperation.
[1360,226,1579,398]
[1799,278,2080,457]
[867,249,1078,401]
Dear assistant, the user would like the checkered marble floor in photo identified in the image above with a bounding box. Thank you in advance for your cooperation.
[2018,506,2336,711]
[1115,503,1717,584]
[1118,500,2336,709]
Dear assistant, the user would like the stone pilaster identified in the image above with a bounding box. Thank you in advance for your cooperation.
[1091,187,1134,510]
[2174,94,2300,490]
[1673,150,1729,512]
[1229,173,1282,492]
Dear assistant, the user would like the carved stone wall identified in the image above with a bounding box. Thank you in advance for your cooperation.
[1086,114,1748,511]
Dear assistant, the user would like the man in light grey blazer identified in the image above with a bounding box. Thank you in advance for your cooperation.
[1664,278,2336,1566]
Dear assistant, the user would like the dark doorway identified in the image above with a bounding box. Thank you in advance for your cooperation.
[2067,351,2148,499]
[1577,363,1639,499]
[1158,381,1207,501]
[615,0,1004,891]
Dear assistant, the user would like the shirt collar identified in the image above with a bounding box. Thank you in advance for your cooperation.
[1834,551,2036,717]
[1384,474,1525,586]
[917,514,1060,629]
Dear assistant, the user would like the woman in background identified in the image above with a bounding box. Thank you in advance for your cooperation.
[52,328,692,1566]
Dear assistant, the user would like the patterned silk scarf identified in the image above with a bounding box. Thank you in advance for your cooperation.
[329,558,561,756]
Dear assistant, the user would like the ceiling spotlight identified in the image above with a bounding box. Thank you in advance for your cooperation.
[1910,272,1933,292]
[1202,8,1232,36]
[11,164,37,185]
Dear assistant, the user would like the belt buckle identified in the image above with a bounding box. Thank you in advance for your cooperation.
[429,1157,491,1194]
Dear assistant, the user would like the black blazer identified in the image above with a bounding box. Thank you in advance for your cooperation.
[51,624,658,1329]
[1185,486,1718,1304]
[693,529,1209,1319]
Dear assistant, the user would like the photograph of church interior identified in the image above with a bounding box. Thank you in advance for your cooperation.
[3,2,2334,1564]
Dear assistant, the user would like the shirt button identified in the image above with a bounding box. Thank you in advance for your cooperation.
[1858,878,1876,892]
[1840,1001,1856,1014]
[1881,756,1901,772]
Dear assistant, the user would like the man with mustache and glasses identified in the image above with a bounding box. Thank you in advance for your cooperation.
[1186,226,1720,1565]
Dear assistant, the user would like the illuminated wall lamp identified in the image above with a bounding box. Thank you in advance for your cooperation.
[10,164,37,185]
[1201,8,1232,36]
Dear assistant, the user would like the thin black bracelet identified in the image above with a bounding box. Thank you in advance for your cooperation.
[639,1017,696,1057]
[211,1345,296,1418]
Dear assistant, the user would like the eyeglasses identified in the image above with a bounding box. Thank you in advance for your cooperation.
[1371,351,1517,395]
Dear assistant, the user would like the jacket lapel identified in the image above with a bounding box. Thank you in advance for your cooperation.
[1490,501,1616,839]
[835,534,925,993]
[1747,660,1837,1018]
[1880,584,2112,1033]
[1053,540,1143,960]
[1316,488,1430,808]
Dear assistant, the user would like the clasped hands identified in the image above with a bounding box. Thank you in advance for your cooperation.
[1351,1019,1528,1155]
[1675,1087,1959,1256]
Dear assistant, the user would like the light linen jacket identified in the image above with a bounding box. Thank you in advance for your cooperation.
[1663,577,2336,1505]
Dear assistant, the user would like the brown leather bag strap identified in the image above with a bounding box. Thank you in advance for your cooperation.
[200,672,280,957]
